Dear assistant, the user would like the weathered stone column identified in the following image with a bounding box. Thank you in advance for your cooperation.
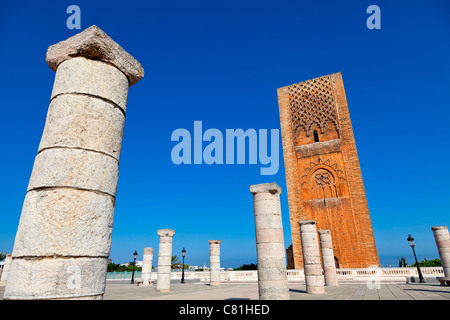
[318,230,338,286]
[208,240,222,286]
[140,247,154,286]
[3,26,144,300]
[156,229,175,292]
[250,182,289,300]
[431,226,450,283]
[0,254,12,286]
[298,220,325,294]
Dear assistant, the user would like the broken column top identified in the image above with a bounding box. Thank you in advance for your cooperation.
[250,182,282,195]
[432,226,448,231]
[157,229,175,237]
[208,240,222,244]
[318,229,331,235]
[298,220,317,226]
[46,25,144,86]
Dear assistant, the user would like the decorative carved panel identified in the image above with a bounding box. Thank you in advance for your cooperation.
[300,158,347,200]
[288,75,339,137]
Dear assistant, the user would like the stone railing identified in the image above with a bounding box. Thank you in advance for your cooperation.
[336,267,443,277]
[106,267,444,283]
[107,271,142,280]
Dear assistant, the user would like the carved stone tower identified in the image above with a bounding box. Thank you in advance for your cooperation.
[277,72,379,269]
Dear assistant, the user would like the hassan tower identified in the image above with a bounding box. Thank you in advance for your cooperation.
[277,72,379,269]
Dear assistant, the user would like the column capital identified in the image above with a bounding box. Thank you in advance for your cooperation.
[46,25,144,86]
[432,226,448,231]
[298,220,316,226]
[250,182,282,195]
[208,240,222,245]
[157,229,175,237]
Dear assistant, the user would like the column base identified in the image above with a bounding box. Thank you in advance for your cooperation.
[437,277,450,286]
[325,280,339,286]
[137,280,153,287]
[306,286,325,294]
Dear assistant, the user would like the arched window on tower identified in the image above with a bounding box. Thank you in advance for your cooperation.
[313,130,319,143]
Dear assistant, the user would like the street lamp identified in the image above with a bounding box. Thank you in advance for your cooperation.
[130,250,138,284]
[407,234,424,283]
[181,248,186,284]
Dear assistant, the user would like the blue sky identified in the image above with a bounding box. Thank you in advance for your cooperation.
[0,0,449,268]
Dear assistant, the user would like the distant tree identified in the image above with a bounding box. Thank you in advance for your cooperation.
[398,256,407,267]
[171,255,182,269]
[234,263,257,270]
[107,262,122,272]
[107,262,142,272]
[410,258,441,268]
[0,252,6,261]
[125,261,142,272]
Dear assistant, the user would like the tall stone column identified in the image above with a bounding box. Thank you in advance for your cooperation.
[156,229,175,292]
[0,254,12,286]
[3,26,144,300]
[208,240,222,286]
[140,247,154,286]
[318,230,338,286]
[250,182,290,300]
[431,226,450,282]
[298,220,325,294]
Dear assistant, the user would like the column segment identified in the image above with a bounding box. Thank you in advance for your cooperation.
[250,182,289,300]
[298,220,325,294]
[0,254,12,286]
[208,240,222,286]
[318,230,338,286]
[156,229,175,292]
[4,26,144,300]
[431,226,450,285]
[141,247,154,286]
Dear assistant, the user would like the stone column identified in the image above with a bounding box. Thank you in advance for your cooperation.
[250,182,289,300]
[156,229,175,292]
[431,226,450,280]
[208,240,222,286]
[298,220,325,294]
[3,26,144,300]
[0,254,12,286]
[318,230,338,286]
[140,247,154,286]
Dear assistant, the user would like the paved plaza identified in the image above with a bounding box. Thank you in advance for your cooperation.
[102,281,450,300]
[1,280,449,300]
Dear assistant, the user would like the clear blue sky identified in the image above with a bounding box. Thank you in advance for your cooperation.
[1,0,449,268]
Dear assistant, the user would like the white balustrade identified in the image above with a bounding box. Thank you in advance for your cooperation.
[107,267,444,283]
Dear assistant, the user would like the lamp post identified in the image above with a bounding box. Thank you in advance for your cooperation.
[130,250,138,284]
[407,234,424,283]
[181,248,186,284]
